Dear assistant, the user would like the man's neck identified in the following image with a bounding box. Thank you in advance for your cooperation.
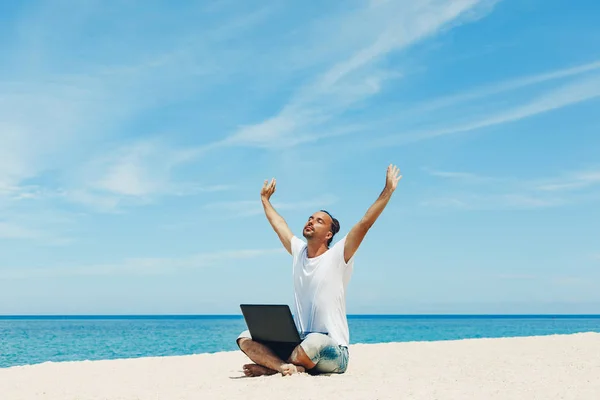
[306,240,329,258]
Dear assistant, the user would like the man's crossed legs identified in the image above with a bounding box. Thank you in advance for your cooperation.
[236,330,349,377]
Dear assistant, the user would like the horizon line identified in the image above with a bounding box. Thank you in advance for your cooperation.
[2,313,600,319]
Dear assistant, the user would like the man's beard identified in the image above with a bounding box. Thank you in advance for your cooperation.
[302,228,314,239]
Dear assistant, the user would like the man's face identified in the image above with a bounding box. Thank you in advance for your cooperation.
[302,211,332,242]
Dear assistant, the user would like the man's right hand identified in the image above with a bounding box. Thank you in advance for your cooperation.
[259,177,293,255]
[261,178,276,201]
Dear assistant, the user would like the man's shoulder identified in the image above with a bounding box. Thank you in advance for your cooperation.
[291,235,306,246]
[330,235,348,249]
[322,235,346,259]
[291,235,307,255]
[329,235,355,267]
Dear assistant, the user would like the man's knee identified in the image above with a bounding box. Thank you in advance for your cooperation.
[288,342,316,369]
[237,337,250,350]
[299,333,329,362]
[298,333,349,374]
[236,330,252,350]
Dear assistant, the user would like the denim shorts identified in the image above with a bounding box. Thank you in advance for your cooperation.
[237,330,349,374]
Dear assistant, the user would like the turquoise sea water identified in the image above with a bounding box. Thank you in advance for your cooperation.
[1,315,599,369]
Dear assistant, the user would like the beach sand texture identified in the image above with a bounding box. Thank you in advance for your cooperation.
[1,332,599,399]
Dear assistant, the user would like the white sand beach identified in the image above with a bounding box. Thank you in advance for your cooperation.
[1,332,599,399]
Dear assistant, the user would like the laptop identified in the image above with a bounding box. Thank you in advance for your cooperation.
[240,304,302,361]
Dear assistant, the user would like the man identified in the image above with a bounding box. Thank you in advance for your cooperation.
[236,164,402,377]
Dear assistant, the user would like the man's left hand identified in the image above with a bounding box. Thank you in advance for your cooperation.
[385,164,402,192]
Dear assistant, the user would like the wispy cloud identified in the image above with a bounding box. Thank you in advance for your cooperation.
[0,222,43,240]
[92,142,170,197]
[421,193,564,210]
[375,72,600,146]
[0,81,97,188]
[494,273,598,290]
[408,59,600,114]
[550,276,594,288]
[0,248,285,280]
[204,194,338,217]
[80,138,206,198]
[0,138,225,215]
[0,221,71,246]
[536,170,600,192]
[428,167,600,191]
[422,167,600,210]
[0,183,48,201]
[0,0,500,217]
[21,138,234,213]
[423,168,497,184]
[420,197,470,209]
[220,0,495,149]
[59,190,123,214]
[495,273,538,280]
[0,1,271,213]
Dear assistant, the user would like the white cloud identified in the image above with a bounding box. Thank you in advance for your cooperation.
[500,194,564,208]
[550,276,593,287]
[204,194,338,217]
[0,1,271,211]
[0,183,47,201]
[0,79,150,214]
[222,0,494,149]
[61,190,123,213]
[420,197,469,209]
[51,138,235,213]
[0,81,99,188]
[424,168,497,184]
[0,248,285,280]
[0,0,499,216]
[421,193,563,210]
[495,274,538,280]
[196,185,233,193]
[88,139,177,197]
[536,170,600,192]
[421,167,600,210]
[409,59,600,114]
[493,273,599,291]
[375,73,600,146]
[0,221,42,240]
[0,221,71,245]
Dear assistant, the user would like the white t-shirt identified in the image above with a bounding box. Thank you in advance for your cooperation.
[290,235,355,347]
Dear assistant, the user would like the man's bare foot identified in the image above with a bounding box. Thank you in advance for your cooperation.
[243,363,278,377]
[280,363,306,376]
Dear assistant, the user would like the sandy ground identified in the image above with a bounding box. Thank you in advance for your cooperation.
[1,332,599,399]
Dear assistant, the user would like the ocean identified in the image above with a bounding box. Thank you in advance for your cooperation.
[1,315,599,369]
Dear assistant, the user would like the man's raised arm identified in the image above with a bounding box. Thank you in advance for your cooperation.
[261,178,294,255]
[344,164,402,263]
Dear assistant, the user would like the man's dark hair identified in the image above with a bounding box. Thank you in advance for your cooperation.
[320,210,340,247]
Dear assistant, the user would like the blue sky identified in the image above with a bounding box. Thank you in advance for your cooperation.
[1,0,599,315]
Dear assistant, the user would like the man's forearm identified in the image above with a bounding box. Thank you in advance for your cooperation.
[262,197,285,227]
[359,187,394,230]
[344,165,401,262]
[262,197,293,253]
